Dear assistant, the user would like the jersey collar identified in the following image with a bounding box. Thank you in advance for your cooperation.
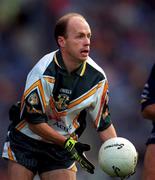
[54,50,86,77]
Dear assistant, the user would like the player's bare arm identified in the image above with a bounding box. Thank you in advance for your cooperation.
[98,124,117,142]
[142,104,155,121]
[29,123,67,146]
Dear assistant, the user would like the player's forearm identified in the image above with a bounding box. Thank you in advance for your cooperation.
[99,124,117,142]
[28,122,66,146]
[142,104,155,121]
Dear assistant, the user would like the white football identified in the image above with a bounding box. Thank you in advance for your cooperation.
[98,137,138,178]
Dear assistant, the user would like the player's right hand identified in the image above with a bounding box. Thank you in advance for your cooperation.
[64,137,95,174]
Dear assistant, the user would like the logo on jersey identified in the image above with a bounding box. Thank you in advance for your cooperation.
[55,94,69,111]
[53,121,72,132]
[27,92,39,105]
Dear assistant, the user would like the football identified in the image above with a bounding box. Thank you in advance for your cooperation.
[98,137,138,178]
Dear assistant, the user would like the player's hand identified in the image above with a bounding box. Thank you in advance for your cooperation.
[64,137,95,174]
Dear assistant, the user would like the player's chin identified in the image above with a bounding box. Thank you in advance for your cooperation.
[80,55,88,61]
[80,51,89,60]
[79,57,87,62]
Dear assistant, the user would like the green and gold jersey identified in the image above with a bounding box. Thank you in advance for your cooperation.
[16,50,111,141]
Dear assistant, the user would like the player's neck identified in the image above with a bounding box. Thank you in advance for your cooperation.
[61,52,82,73]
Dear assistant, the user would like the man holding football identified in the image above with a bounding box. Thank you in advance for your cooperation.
[2,12,117,180]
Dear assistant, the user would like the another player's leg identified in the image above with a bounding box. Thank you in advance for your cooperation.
[40,169,76,180]
[8,161,35,180]
[142,144,155,180]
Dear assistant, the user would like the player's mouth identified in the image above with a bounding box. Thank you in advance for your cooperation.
[80,49,89,57]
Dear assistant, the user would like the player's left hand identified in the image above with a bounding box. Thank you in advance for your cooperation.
[64,137,95,174]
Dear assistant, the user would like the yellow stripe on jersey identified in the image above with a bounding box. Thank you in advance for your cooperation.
[68,163,78,172]
[95,81,108,128]
[54,53,62,68]
[16,120,27,130]
[68,81,103,109]
[21,95,25,111]
[23,79,46,110]
[80,61,86,76]
[44,76,55,84]
[8,146,14,160]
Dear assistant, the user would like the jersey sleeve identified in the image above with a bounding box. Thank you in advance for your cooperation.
[88,79,112,131]
[141,64,155,111]
[21,72,49,124]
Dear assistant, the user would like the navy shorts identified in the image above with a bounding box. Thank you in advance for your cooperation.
[2,128,75,174]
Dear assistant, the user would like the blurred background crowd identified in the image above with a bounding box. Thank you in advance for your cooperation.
[0,0,155,179]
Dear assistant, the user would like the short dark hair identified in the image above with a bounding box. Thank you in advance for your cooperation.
[54,12,86,46]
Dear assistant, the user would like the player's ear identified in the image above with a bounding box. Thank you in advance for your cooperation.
[58,36,66,48]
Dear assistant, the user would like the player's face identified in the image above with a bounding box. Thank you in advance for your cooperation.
[63,16,91,63]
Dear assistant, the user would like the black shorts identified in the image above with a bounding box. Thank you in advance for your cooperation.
[2,128,75,174]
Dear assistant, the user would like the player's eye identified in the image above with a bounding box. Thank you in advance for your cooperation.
[77,34,84,38]
[87,34,92,39]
